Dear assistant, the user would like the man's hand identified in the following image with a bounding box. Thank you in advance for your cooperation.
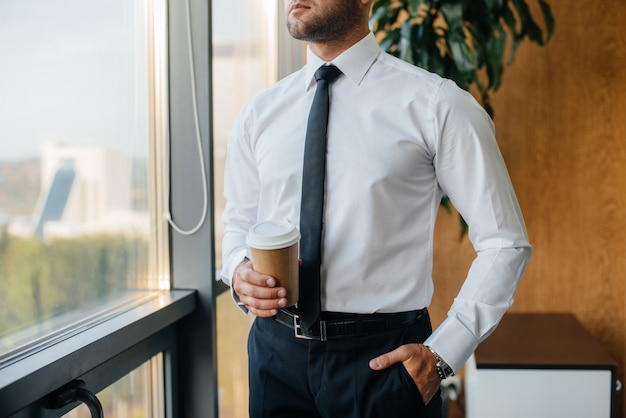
[232,258,288,317]
[369,343,441,404]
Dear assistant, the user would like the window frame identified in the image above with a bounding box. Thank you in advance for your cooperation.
[168,0,220,415]
[0,290,195,417]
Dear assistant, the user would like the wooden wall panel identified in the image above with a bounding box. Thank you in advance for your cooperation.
[430,1,626,416]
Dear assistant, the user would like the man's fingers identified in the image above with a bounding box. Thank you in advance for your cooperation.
[233,258,288,316]
[239,266,277,287]
[369,345,408,370]
[247,306,279,317]
[234,263,281,297]
[235,278,286,300]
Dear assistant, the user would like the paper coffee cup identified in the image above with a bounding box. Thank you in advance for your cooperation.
[246,219,301,307]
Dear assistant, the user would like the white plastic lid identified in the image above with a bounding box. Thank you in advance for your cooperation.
[246,219,301,250]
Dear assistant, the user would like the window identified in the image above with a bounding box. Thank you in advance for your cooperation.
[212,1,303,416]
[0,0,190,416]
[212,0,278,414]
[0,0,168,362]
[64,354,164,418]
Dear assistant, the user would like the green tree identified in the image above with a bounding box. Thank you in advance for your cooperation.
[0,232,148,338]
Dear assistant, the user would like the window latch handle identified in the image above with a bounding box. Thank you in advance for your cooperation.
[45,379,104,418]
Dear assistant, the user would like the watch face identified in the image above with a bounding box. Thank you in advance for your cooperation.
[441,365,453,378]
[426,346,454,378]
[436,360,453,378]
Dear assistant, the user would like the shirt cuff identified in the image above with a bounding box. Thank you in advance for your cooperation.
[424,316,479,373]
[220,249,251,314]
[220,248,251,286]
[231,286,249,314]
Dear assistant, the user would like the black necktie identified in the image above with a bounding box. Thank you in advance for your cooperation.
[298,64,343,332]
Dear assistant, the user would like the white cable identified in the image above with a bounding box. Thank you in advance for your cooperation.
[164,0,209,236]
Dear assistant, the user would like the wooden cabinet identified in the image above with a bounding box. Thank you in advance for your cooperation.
[465,313,618,418]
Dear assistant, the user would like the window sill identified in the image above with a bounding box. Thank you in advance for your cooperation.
[0,289,196,417]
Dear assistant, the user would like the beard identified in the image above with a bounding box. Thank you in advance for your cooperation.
[286,1,365,42]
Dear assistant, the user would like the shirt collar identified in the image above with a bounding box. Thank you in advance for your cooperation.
[304,32,381,91]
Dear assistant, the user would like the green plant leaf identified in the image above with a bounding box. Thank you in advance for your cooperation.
[379,27,402,52]
[369,1,391,28]
[447,39,475,72]
[441,1,464,35]
[400,20,415,63]
[458,215,468,240]
[511,0,544,44]
[409,0,426,16]
[502,3,521,64]
[440,195,452,213]
[486,24,507,90]
[538,0,555,42]
[484,0,504,12]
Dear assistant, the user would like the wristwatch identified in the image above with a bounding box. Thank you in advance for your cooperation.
[426,346,455,380]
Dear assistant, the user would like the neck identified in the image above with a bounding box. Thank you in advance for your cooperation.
[308,27,370,62]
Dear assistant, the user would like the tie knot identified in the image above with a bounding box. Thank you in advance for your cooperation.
[314,64,342,83]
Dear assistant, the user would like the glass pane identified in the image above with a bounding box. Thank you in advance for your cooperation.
[0,0,166,360]
[213,0,277,417]
[212,0,277,261]
[63,354,164,418]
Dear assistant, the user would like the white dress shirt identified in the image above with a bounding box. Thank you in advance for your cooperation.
[221,32,532,372]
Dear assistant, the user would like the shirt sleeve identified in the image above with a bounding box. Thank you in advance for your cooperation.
[423,80,533,372]
[220,103,258,304]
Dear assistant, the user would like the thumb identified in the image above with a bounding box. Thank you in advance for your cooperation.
[369,346,406,371]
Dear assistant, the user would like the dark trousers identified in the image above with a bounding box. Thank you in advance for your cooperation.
[248,311,442,418]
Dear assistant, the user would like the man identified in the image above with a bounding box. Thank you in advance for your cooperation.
[220,0,532,417]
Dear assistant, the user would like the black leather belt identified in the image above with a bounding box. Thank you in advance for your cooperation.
[274,307,427,341]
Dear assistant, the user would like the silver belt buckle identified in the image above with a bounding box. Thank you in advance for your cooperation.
[293,314,327,341]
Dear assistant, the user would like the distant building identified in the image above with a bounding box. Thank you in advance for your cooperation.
[16,142,148,240]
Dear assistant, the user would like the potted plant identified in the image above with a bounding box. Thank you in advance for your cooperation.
[369,0,554,235]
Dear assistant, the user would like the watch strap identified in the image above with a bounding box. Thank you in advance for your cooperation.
[426,346,455,379]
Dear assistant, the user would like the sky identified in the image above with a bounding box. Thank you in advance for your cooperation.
[0,0,149,161]
[0,0,275,162]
